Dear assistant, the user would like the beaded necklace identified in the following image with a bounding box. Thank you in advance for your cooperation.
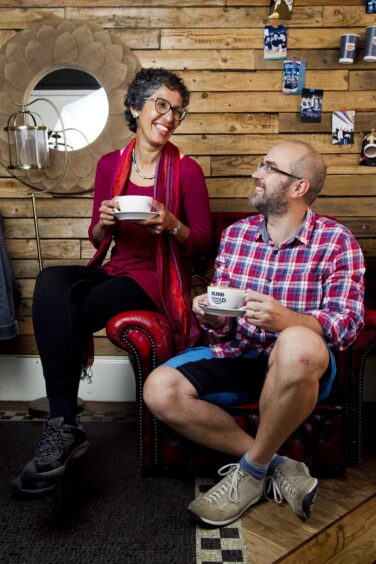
[131,148,155,180]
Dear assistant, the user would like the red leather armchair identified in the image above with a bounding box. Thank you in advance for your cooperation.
[106,212,376,476]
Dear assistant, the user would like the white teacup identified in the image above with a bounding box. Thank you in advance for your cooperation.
[115,195,152,213]
[207,286,246,309]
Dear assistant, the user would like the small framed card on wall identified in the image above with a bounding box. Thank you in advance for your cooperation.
[264,25,287,60]
[282,58,306,94]
[332,110,355,145]
[300,88,323,123]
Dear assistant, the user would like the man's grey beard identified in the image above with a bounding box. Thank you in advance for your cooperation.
[249,180,290,217]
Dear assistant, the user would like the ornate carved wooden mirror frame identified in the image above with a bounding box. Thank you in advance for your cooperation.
[0,16,140,194]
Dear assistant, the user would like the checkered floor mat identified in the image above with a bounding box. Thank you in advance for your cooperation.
[195,477,248,564]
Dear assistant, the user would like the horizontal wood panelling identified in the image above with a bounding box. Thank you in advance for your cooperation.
[7,239,80,260]
[4,218,88,239]
[179,114,278,134]
[254,49,376,70]
[1,2,375,358]
[324,6,376,26]
[135,49,255,70]
[349,70,376,90]
[212,155,376,175]
[279,112,376,133]
[66,7,323,29]
[161,28,364,50]
[174,134,361,155]
[179,70,349,92]
[0,198,92,217]
[187,92,376,113]
[0,0,226,6]
[209,197,376,218]
[205,176,376,197]
[11,258,86,279]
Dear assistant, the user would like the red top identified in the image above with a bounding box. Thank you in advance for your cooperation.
[88,149,212,311]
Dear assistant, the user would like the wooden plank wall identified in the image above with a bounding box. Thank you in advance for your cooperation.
[0,0,375,357]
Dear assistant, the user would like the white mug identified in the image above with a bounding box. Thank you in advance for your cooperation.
[207,286,246,309]
[115,195,152,212]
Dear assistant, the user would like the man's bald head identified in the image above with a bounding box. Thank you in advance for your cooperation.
[280,141,327,204]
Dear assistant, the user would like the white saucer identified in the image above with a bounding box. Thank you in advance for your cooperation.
[113,211,159,221]
[205,305,246,317]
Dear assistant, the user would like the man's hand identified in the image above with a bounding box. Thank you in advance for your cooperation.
[192,294,226,329]
[244,289,325,337]
[244,289,294,333]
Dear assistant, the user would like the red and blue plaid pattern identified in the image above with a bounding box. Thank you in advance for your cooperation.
[208,209,365,357]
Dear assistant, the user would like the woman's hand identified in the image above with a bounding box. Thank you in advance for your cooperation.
[99,197,119,229]
[93,198,118,242]
[142,199,180,236]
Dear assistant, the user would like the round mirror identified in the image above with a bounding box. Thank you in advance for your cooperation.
[29,68,109,152]
[0,16,140,194]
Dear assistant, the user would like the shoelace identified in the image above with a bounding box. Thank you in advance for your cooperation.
[264,471,296,505]
[35,424,64,458]
[204,463,246,504]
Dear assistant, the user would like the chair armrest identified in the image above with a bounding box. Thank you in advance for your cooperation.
[106,310,175,380]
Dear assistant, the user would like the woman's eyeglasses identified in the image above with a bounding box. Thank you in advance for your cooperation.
[257,158,301,179]
[143,97,187,121]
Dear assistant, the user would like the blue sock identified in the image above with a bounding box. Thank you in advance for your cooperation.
[266,454,285,477]
[239,454,269,480]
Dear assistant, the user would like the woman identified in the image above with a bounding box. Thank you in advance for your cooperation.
[12,68,212,497]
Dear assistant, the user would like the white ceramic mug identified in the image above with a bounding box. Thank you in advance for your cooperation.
[207,286,246,309]
[115,195,152,212]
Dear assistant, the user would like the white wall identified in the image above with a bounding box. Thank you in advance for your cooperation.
[0,353,374,402]
[0,356,136,402]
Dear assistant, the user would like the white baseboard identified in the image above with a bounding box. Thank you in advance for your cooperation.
[0,355,136,402]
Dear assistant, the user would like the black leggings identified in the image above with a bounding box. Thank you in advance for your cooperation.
[32,266,158,400]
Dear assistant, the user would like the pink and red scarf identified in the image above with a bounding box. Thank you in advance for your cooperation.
[88,138,199,352]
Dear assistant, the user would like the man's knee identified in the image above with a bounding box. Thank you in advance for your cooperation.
[144,367,193,420]
[271,326,329,381]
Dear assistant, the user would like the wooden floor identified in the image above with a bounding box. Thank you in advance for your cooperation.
[242,455,376,563]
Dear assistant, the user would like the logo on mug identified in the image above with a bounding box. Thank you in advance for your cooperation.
[211,291,226,305]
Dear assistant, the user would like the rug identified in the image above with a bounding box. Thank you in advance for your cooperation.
[0,418,196,564]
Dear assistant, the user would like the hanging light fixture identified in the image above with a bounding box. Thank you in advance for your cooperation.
[3,97,68,271]
[4,105,49,170]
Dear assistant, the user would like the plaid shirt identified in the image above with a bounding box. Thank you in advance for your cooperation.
[206,209,365,358]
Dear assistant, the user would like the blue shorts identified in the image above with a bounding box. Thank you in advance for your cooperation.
[161,345,336,407]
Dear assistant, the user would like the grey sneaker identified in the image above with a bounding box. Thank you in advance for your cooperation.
[265,457,319,519]
[188,463,264,526]
[11,417,89,498]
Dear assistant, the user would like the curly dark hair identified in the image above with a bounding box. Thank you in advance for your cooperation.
[124,68,190,132]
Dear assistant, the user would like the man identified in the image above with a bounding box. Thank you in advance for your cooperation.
[144,141,365,527]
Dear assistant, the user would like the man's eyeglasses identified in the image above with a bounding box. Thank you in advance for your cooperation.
[143,97,187,122]
[257,158,301,180]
